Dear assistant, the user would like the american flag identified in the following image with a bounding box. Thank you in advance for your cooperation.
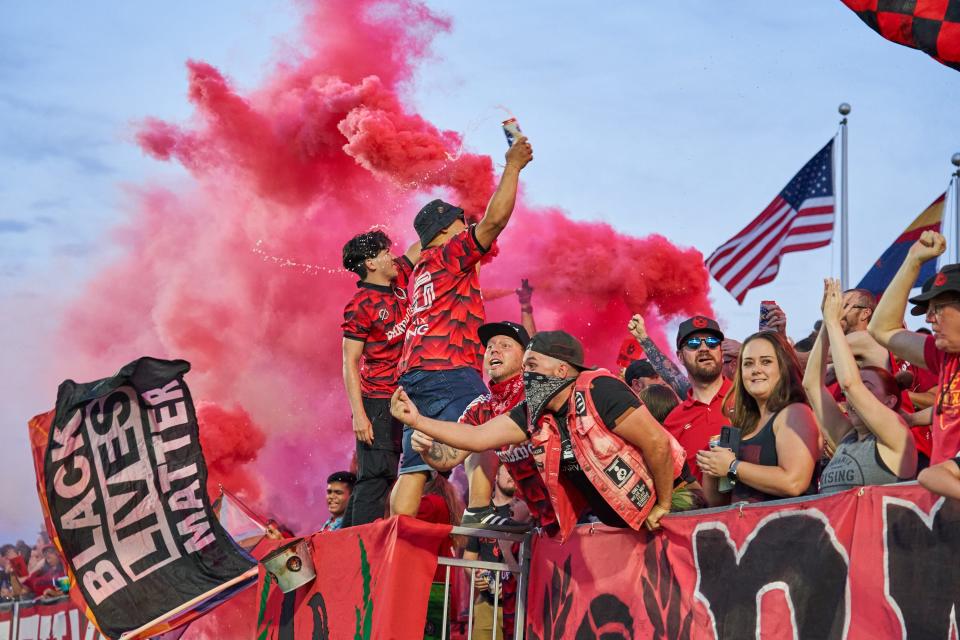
[706,139,836,303]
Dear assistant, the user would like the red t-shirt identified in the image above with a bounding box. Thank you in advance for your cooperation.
[398,226,488,374]
[662,377,735,483]
[341,257,413,398]
[923,335,960,464]
[459,375,558,530]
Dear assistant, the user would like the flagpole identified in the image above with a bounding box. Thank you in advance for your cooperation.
[838,103,851,289]
[953,152,960,264]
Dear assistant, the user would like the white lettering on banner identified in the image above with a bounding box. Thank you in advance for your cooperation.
[143,379,215,554]
[86,388,180,582]
[38,612,51,639]
[83,559,128,605]
[51,610,67,640]
[18,615,37,640]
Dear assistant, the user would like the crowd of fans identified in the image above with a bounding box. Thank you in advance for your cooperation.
[0,531,67,603]
[334,134,960,637]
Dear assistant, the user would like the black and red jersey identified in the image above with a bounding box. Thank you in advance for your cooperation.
[459,375,558,530]
[341,257,413,398]
[398,226,488,374]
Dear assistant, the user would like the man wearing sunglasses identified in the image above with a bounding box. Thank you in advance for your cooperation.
[871,231,960,466]
[662,316,736,482]
[390,136,534,517]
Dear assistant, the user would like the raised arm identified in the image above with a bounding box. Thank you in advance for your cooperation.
[391,387,527,451]
[823,279,915,477]
[474,137,533,250]
[404,240,422,265]
[628,314,692,398]
[869,230,945,366]
[517,279,537,336]
[802,294,852,450]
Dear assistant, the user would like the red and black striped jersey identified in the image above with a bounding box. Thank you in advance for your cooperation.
[341,257,413,398]
[399,226,488,374]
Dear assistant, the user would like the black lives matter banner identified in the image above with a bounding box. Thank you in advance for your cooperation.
[43,358,254,638]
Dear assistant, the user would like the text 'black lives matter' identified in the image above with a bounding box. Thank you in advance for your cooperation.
[45,357,255,638]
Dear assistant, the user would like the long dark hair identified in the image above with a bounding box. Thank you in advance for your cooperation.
[731,331,808,437]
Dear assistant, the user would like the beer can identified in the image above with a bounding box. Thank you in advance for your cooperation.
[759,300,777,331]
[502,118,522,147]
[708,435,720,449]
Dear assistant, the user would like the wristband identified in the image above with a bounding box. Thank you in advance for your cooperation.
[520,305,533,313]
[727,459,741,482]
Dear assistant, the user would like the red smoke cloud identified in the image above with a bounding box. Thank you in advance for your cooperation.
[61,0,713,539]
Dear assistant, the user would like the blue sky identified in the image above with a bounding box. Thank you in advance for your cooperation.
[1,1,958,540]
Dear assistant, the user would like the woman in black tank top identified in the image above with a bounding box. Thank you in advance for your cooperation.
[697,331,821,506]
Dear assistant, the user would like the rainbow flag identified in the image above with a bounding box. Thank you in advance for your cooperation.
[857,193,945,296]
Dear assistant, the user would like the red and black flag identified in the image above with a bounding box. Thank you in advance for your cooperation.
[840,0,960,71]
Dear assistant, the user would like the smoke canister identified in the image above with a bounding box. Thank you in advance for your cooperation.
[502,118,522,147]
[759,300,777,331]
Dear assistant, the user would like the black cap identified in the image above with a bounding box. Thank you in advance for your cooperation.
[414,199,465,247]
[478,321,530,349]
[676,315,724,348]
[908,265,960,316]
[624,360,656,385]
[527,330,592,370]
[327,471,357,487]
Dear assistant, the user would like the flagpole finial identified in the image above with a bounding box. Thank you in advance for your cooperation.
[951,153,960,168]
[838,103,851,116]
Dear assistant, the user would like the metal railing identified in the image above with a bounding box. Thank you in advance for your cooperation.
[436,527,534,640]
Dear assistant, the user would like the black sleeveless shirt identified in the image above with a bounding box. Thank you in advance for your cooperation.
[731,411,816,503]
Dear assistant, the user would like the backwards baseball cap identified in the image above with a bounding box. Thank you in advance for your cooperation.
[909,264,960,316]
[624,359,657,385]
[414,199,465,247]
[676,315,724,348]
[479,320,530,348]
[527,330,593,370]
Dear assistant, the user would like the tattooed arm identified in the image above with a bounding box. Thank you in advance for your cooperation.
[628,314,691,398]
[411,430,470,472]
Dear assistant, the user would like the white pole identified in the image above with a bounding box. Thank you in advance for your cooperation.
[838,103,851,289]
[953,152,960,264]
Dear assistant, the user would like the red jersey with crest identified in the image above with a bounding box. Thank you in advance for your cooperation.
[341,257,413,398]
[459,375,558,529]
[924,334,960,463]
[398,226,488,374]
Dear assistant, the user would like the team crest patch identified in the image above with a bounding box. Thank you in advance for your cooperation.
[604,457,634,488]
[628,480,651,510]
[574,391,587,416]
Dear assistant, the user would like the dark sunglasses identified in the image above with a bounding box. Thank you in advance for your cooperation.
[683,336,722,350]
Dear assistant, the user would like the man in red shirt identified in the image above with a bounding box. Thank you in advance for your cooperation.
[391,136,534,517]
[411,320,557,532]
[341,229,420,526]
[870,230,960,464]
[662,316,735,483]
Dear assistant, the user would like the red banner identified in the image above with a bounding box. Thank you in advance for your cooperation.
[255,516,452,640]
[526,483,959,639]
[0,597,106,640]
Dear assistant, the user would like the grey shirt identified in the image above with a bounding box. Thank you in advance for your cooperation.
[819,432,899,494]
